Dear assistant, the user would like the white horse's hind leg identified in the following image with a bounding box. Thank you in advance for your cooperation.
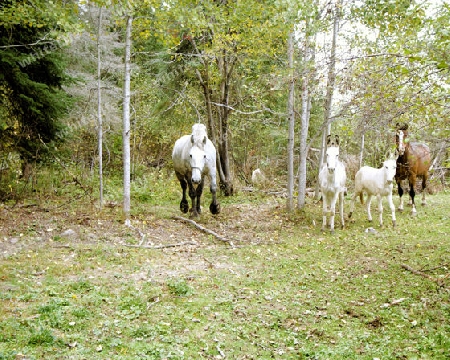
[209,172,220,214]
[348,193,355,220]
[366,195,373,222]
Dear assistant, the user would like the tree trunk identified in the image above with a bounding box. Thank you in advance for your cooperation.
[287,31,295,211]
[216,53,235,196]
[122,14,132,218]
[315,0,341,199]
[97,6,103,209]
[193,41,234,196]
[359,132,365,167]
[297,32,311,210]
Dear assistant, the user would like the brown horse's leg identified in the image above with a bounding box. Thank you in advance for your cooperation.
[409,175,417,215]
[397,180,404,212]
[421,174,428,206]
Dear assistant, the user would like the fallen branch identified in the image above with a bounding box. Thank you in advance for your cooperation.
[401,264,449,288]
[123,241,197,249]
[172,215,235,247]
[125,221,146,246]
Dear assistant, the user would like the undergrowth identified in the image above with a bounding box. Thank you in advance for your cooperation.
[0,166,449,359]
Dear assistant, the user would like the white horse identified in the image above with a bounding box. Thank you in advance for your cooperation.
[348,156,397,227]
[318,135,347,233]
[172,123,220,217]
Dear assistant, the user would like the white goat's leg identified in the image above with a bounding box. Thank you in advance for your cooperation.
[377,194,383,227]
[387,193,396,227]
[366,195,373,222]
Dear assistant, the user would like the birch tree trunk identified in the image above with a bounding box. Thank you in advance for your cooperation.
[297,29,311,209]
[286,31,295,211]
[359,133,365,168]
[97,7,103,209]
[315,0,341,199]
[122,14,132,218]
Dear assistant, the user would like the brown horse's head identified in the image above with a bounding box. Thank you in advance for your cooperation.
[395,123,409,156]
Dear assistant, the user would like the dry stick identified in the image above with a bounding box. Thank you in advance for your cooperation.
[124,241,197,249]
[401,264,449,288]
[125,222,146,246]
[172,215,236,248]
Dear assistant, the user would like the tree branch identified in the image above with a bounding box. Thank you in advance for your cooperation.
[211,102,284,116]
[172,215,236,247]
[402,264,449,289]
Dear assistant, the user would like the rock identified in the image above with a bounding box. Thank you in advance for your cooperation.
[251,168,266,185]
[61,229,77,238]
[365,227,377,234]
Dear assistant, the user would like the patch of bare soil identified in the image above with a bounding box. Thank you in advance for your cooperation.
[0,198,288,279]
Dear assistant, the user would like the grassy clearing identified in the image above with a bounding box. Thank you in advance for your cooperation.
[0,184,449,359]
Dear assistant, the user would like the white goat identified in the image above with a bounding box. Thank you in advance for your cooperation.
[319,135,347,233]
[348,158,397,227]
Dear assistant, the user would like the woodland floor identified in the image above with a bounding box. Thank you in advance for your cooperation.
[0,196,290,279]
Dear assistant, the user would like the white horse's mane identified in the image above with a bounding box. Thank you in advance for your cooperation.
[191,123,208,147]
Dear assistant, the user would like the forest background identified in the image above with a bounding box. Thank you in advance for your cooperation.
[2,1,450,358]
[0,0,449,211]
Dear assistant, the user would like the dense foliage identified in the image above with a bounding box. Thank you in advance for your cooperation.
[0,0,79,167]
[0,0,448,202]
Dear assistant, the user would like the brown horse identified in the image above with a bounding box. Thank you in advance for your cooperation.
[395,124,431,215]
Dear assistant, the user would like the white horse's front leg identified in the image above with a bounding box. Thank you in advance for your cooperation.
[322,195,328,232]
[376,194,383,227]
[387,192,396,227]
[339,191,345,229]
[329,192,339,233]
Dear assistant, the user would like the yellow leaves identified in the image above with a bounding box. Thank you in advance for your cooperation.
[139,29,151,39]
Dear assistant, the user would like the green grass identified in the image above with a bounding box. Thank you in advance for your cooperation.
[1,187,449,359]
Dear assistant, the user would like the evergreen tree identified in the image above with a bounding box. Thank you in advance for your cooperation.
[0,0,76,164]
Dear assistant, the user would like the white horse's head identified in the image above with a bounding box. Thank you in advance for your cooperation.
[383,158,397,185]
[326,145,340,174]
[189,145,207,187]
[326,135,340,174]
